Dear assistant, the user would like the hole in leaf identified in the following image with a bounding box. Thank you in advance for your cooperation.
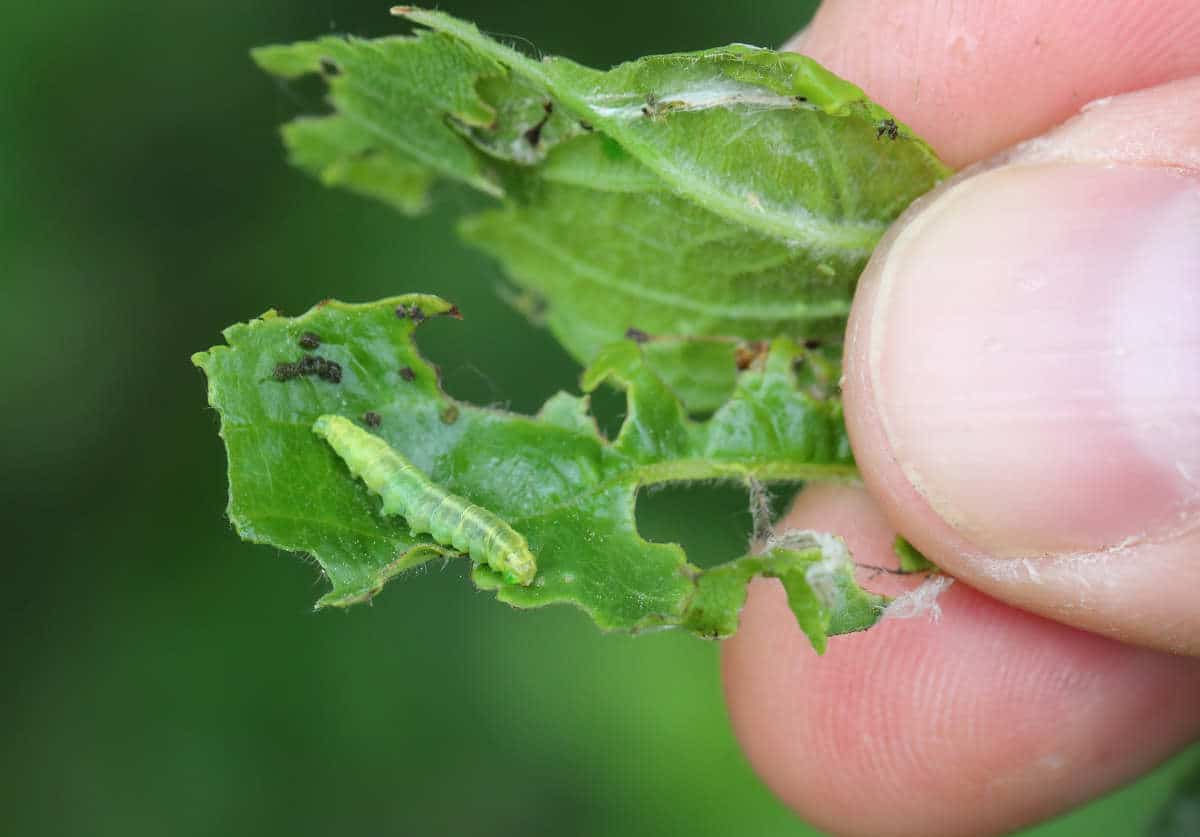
[585,382,626,442]
[271,72,332,114]
[414,314,577,415]
[635,481,803,569]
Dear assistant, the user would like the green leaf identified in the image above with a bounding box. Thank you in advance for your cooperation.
[252,7,950,411]
[252,31,506,196]
[193,297,887,648]
[282,116,433,214]
[217,10,957,645]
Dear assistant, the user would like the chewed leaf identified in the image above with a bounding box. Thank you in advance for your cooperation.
[214,9,957,645]
[194,296,886,648]
[252,31,506,196]
[253,7,950,411]
[683,540,887,652]
[283,117,433,214]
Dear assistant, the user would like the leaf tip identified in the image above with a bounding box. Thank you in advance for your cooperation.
[247,44,272,68]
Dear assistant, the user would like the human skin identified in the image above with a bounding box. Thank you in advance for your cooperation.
[721,2,1200,835]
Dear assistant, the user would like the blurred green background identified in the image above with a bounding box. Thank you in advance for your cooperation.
[2,1,1193,834]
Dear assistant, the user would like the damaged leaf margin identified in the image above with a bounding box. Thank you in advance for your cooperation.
[193,295,888,651]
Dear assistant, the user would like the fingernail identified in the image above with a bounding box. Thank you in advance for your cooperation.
[869,163,1200,557]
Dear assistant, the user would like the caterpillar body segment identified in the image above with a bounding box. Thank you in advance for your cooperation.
[312,414,537,586]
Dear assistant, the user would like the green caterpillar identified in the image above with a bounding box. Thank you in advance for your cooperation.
[313,414,537,586]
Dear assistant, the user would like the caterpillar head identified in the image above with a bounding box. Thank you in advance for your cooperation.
[501,546,538,587]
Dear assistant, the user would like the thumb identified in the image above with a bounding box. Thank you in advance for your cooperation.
[845,76,1200,654]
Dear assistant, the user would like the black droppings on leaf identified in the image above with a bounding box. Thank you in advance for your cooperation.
[396,304,426,323]
[272,354,341,384]
[876,118,899,140]
[399,366,416,382]
[299,355,324,375]
[362,411,382,428]
[803,338,823,350]
[624,327,650,344]
[318,359,342,383]
[298,331,321,350]
[319,57,341,76]
[794,95,808,103]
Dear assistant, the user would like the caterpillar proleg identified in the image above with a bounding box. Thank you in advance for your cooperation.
[313,414,537,586]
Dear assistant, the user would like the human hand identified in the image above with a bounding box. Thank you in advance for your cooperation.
[723,2,1200,834]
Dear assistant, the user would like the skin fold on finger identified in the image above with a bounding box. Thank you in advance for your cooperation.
[842,77,1200,654]
[722,484,1200,837]
[787,0,1200,168]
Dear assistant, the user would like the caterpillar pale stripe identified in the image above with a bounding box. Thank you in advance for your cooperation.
[313,414,537,586]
